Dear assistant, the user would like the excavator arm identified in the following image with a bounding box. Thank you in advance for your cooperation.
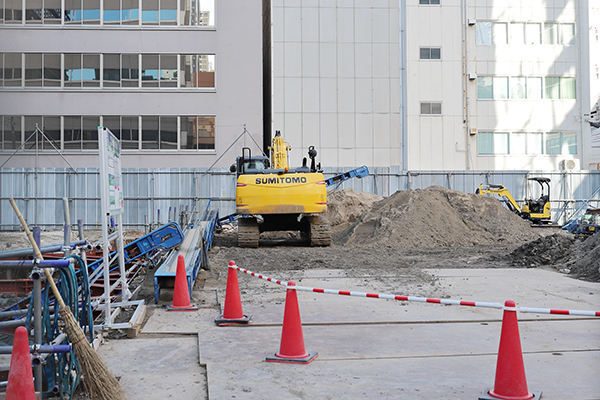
[475,184,522,214]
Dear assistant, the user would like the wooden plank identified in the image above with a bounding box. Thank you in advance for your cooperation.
[126,303,147,339]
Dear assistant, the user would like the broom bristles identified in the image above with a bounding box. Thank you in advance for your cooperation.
[61,307,127,400]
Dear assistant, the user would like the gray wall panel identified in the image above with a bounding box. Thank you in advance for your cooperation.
[1,168,599,230]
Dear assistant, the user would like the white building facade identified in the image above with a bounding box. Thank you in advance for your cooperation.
[267,0,600,171]
[0,0,263,170]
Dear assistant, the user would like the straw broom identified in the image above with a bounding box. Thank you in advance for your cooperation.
[9,198,127,400]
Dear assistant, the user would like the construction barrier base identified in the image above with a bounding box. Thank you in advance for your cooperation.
[214,314,251,326]
[266,351,318,364]
[167,303,198,312]
[479,389,542,400]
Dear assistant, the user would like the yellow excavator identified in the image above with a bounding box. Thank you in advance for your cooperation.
[230,131,330,247]
[475,177,552,224]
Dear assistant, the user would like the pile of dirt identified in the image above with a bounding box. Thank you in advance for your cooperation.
[326,188,383,231]
[334,186,540,248]
[511,232,600,282]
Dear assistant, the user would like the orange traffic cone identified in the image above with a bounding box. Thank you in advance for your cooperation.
[266,280,317,364]
[215,261,251,326]
[6,326,35,400]
[167,255,198,311]
[479,300,541,400]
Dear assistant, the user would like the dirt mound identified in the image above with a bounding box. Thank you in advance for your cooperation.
[510,232,600,281]
[509,233,579,267]
[326,188,383,231]
[335,186,540,248]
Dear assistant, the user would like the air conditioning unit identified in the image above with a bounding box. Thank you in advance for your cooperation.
[559,159,580,170]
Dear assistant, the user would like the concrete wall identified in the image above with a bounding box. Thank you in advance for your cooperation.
[270,0,402,169]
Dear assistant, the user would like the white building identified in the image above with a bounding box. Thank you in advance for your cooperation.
[267,0,600,171]
[0,0,263,169]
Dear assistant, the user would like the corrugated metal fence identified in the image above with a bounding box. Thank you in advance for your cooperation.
[1,167,599,230]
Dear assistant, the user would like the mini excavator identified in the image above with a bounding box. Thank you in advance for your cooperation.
[476,177,552,224]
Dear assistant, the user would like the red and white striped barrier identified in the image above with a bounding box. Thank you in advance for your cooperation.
[519,307,600,317]
[229,263,600,317]
[231,264,503,310]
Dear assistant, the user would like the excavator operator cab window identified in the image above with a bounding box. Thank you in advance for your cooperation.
[240,159,267,174]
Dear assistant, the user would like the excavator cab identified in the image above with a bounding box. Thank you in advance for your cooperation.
[230,147,269,177]
[522,177,551,218]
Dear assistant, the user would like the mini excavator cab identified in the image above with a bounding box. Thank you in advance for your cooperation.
[522,177,551,218]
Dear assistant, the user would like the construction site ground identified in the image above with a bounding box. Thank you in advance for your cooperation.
[92,229,600,400]
[3,187,599,399]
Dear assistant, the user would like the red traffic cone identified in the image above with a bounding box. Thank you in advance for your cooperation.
[215,261,251,326]
[479,300,541,400]
[6,326,35,400]
[266,280,317,364]
[167,255,198,311]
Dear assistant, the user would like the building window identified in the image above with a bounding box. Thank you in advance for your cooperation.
[546,132,576,155]
[493,77,508,99]
[560,23,575,45]
[478,131,576,155]
[509,23,525,45]
[142,0,176,25]
[543,23,558,45]
[141,54,177,88]
[527,133,543,155]
[5,0,213,26]
[181,116,215,149]
[1,115,215,151]
[419,48,441,60]
[509,132,527,155]
[419,0,440,4]
[24,53,42,87]
[1,116,22,149]
[181,54,215,88]
[420,102,442,115]
[3,0,24,23]
[559,77,576,99]
[64,53,101,87]
[25,0,61,24]
[476,22,507,45]
[1,52,215,90]
[63,0,100,25]
[63,116,99,149]
[1,53,22,87]
[526,77,542,99]
[477,75,575,100]
[478,132,508,155]
[509,77,526,99]
[181,0,213,26]
[477,76,492,99]
[526,23,541,45]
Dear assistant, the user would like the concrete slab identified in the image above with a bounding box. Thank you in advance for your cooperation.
[198,268,600,399]
[97,267,599,399]
[98,336,207,400]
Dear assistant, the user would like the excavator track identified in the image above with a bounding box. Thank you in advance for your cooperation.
[238,218,260,248]
[305,215,331,246]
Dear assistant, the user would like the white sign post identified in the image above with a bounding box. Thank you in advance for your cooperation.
[98,126,131,327]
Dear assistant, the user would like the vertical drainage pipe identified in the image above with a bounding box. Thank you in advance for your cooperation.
[399,0,407,171]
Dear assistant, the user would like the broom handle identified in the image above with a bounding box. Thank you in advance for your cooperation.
[9,198,68,310]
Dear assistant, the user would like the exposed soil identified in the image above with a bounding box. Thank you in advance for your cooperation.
[510,232,600,282]
[207,187,599,284]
